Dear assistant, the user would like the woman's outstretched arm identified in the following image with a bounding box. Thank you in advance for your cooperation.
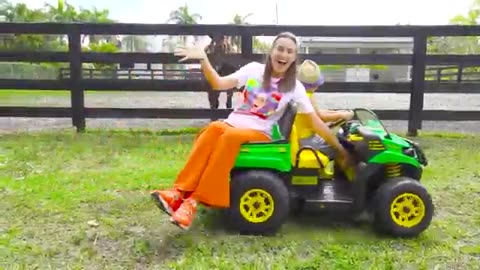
[308,112,348,154]
[199,57,239,91]
[175,38,252,91]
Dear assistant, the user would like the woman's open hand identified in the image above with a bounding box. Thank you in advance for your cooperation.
[174,36,211,63]
[174,46,207,62]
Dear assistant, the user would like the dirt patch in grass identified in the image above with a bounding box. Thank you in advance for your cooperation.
[1,130,479,269]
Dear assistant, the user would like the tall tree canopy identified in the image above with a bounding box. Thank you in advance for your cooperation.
[0,0,118,51]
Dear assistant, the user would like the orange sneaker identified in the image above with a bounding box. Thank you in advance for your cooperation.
[170,198,198,230]
[150,189,183,216]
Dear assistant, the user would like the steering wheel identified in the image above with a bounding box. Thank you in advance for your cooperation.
[328,117,350,132]
[328,118,347,129]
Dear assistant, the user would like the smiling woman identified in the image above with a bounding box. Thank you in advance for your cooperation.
[260,32,298,93]
[150,32,352,231]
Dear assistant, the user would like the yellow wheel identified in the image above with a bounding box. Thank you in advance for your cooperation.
[227,170,289,235]
[239,189,275,223]
[389,193,426,228]
[374,177,434,238]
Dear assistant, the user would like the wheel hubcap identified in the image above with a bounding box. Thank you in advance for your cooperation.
[239,189,275,223]
[390,192,426,228]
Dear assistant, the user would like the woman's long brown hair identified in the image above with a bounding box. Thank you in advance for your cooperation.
[262,32,299,93]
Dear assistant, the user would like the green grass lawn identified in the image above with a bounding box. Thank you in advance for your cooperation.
[0,90,71,99]
[1,130,480,269]
[0,89,124,106]
[0,90,69,106]
[0,89,121,100]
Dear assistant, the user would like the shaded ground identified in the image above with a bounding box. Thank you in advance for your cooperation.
[1,91,479,134]
[1,130,479,269]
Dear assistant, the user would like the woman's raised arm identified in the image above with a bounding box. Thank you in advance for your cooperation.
[199,57,239,90]
[174,39,240,91]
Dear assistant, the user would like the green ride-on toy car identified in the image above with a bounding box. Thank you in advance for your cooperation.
[224,102,434,238]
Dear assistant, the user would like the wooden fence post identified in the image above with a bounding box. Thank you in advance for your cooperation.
[457,63,464,82]
[68,25,85,132]
[407,33,427,136]
[241,33,253,60]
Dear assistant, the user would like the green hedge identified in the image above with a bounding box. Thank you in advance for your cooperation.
[0,62,63,79]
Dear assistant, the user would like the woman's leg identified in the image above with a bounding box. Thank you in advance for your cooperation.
[170,126,270,229]
[150,121,230,215]
[174,122,230,191]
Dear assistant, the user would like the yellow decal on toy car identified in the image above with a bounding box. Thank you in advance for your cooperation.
[369,140,385,150]
[291,176,318,185]
[348,134,364,141]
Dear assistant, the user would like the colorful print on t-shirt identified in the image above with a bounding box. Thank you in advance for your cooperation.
[235,78,283,119]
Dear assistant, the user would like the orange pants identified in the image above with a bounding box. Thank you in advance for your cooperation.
[174,121,270,208]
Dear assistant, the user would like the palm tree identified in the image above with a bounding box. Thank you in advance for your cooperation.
[122,35,149,52]
[1,2,50,49]
[232,13,253,24]
[43,0,78,46]
[163,4,203,77]
[76,6,114,44]
[0,0,11,20]
[167,4,202,24]
[44,0,77,23]
[0,0,12,48]
[4,3,32,22]
[161,37,181,79]
[167,4,202,45]
[449,0,479,25]
[447,0,479,54]
[230,13,253,52]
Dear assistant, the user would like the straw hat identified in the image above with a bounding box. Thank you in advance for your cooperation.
[297,59,324,86]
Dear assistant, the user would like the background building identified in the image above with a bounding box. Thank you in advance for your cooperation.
[299,37,414,82]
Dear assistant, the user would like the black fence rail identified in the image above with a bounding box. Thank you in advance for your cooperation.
[1,23,480,136]
[58,68,204,80]
[425,66,480,82]
[59,66,480,82]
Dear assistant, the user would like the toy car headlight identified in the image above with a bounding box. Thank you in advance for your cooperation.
[402,147,416,157]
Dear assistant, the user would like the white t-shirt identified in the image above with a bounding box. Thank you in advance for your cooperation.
[224,61,315,136]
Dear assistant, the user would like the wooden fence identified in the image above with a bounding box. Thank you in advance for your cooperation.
[1,23,480,136]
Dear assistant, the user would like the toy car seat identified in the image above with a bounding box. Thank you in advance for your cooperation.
[285,109,335,178]
[267,101,334,177]
[272,101,297,142]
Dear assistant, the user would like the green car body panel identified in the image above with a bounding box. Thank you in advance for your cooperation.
[234,124,292,172]
[233,108,425,173]
[369,135,421,168]
[235,143,292,172]
[351,119,423,168]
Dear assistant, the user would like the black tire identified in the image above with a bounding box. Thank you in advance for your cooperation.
[373,177,434,238]
[226,170,290,235]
